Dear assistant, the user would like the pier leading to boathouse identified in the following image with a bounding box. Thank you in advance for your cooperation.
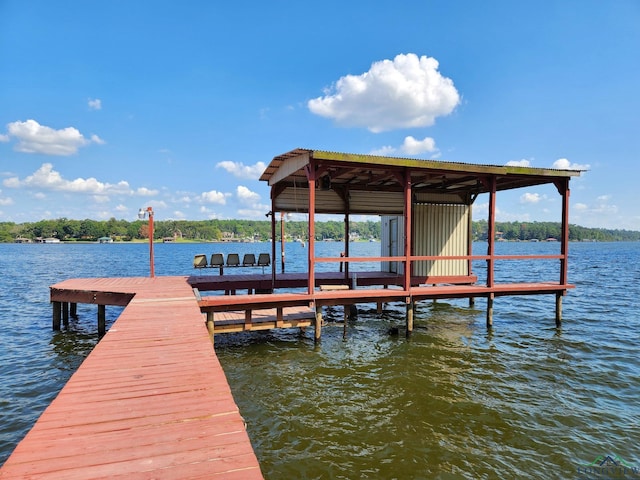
[1,148,583,479]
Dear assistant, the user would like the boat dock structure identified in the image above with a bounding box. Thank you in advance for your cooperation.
[1,149,582,478]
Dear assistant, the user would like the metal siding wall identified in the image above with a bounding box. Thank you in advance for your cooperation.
[350,191,404,214]
[275,188,404,214]
[380,215,404,274]
[413,204,469,276]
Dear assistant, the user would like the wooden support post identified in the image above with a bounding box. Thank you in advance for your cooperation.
[52,301,61,331]
[244,310,252,330]
[469,297,475,308]
[206,312,215,345]
[555,292,563,327]
[406,301,414,337]
[486,294,494,328]
[377,302,383,314]
[343,305,348,340]
[70,302,77,319]
[98,304,106,336]
[314,305,322,343]
[276,307,283,328]
[62,302,69,327]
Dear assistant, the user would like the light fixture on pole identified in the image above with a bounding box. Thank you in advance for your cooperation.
[138,207,155,278]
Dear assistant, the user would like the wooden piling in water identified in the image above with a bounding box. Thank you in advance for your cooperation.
[555,292,563,327]
[98,304,106,336]
[486,294,494,328]
[52,301,61,330]
[62,302,69,327]
[406,301,414,337]
[315,305,322,342]
[206,311,215,344]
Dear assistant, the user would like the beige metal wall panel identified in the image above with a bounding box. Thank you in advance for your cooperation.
[413,204,469,277]
[381,215,405,274]
[414,192,467,204]
[350,191,404,214]
[274,188,402,214]
[274,187,309,212]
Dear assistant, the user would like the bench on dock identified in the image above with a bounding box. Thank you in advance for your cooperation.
[193,253,271,274]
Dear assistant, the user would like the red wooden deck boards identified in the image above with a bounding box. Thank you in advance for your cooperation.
[0,276,263,480]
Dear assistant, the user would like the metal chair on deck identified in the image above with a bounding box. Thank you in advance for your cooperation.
[257,253,270,273]
[193,254,208,269]
[210,253,224,274]
[226,253,240,268]
[242,253,256,267]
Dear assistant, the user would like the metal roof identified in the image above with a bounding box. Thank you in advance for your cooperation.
[259,148,582,197]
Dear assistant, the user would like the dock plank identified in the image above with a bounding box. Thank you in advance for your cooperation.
[0,276,263,480]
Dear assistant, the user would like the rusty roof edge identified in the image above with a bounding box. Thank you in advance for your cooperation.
[311,149,583,177]
[260,148,583,182]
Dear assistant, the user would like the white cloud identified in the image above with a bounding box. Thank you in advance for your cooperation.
[136,187,158,196]
[506,159,532,167]
[520,192,542,204]
[88,98,102,110]
[308,53,460,132]
[0,196,13,206]
[0,134,9,142]
[574,203,588,211]
[199,190,228,204]
[369,145,397,156]
[236,185,260,204]
[115,204,128,212]
[3,163,156,197]
[400,136,438,155]
[237,207,271,218]
[552,158,590,170]
[370,136,439,157]
[216,161,267,179]
[92,195,110,203]
[4,119,104,156]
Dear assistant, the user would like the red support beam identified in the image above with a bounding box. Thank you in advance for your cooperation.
[271,197,277,287]
[559,178,570,286]
[486,176,497,287]
[403,169,412,291]
[306,161,316,295]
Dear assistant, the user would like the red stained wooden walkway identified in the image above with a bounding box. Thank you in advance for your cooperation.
[0,276,263,480]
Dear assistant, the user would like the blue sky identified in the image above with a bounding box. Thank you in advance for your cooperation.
[1,1,638,229]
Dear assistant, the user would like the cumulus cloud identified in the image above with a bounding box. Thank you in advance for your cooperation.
[370,136,439,157]
[2,163,157,196]
[4,119,105,156]
[0,133,9,142]
[520,192,543,204]
[506,159,532,167]
[234,185,269,218]
[369,145,397,156]
[236,185,260,204]
[308,53,460,132]
[401,136,438,155]
[88,98,102,110]
[216,161,266,179]
[199,190,228,204]
[552,158,590,170]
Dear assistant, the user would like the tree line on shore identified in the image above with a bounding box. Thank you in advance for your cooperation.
[2,218,639,243]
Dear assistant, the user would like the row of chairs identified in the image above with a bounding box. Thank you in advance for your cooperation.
[193,252,271,273]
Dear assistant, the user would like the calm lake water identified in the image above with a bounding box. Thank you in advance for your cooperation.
[1,241,639,479]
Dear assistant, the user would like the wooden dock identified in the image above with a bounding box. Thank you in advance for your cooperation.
[1,267,574,478]
[0,276,263,480]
